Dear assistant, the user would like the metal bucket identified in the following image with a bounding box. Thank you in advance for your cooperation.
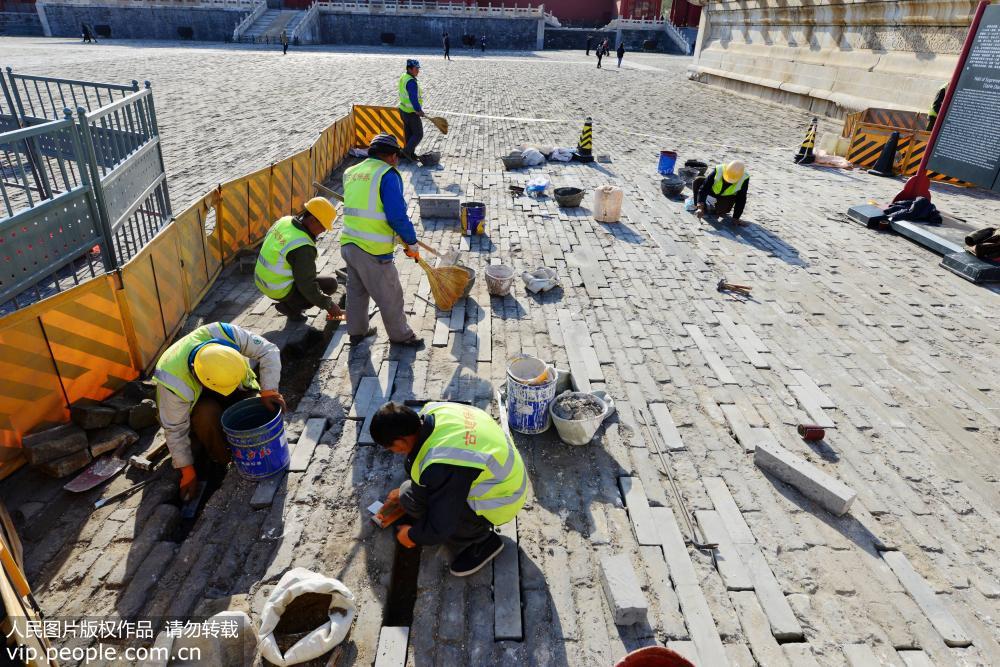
[506,356,556,434]
[461,202,486,236]
[221,397,290,480]
[658,150,678,175]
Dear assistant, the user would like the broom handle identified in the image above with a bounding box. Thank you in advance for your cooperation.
[416,241,445,258]
[312,181,344,203]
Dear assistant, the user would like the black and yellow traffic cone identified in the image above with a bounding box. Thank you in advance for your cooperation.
[793,117,817,165]
[573,117,595,163]
[867,131,900,178]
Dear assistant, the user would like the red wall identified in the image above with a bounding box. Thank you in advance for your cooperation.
[669,0,701,28]
[473,1,617,25]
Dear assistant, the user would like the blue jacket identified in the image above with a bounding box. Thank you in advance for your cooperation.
[405,79,423,114]
[376,168,417,261]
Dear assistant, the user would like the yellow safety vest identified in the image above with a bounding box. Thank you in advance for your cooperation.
[341,158,398,256]
[398,73,422,114]
[711,164,748,197]
[412,403,528,526]
[152,323,258,410]
[254,216,316,300]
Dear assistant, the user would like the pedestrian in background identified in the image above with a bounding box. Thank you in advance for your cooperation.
[81,23,96,43]
[480,34,486,52]
[596,45,604,68]
[617,42,625,68]
[586,34,593,55]
[281,30,288,55]
[443,32,451,60]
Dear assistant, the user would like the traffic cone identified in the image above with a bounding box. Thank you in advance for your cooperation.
[573,117,595,163]
[867,131,900,178]
[793,117,817,165]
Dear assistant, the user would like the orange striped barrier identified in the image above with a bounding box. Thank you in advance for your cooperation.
[353,105,405,148]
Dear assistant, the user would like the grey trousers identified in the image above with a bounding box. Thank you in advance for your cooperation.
[401,111,423,156]
[399,479,494,551]
[341,243,414,342]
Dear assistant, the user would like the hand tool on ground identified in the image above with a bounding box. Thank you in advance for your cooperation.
[181,481,208,519]
[798,424,826,441]
[717,278,752,294]
[405,242,469,311]
[369,491,407,528]
[129,436,170,471]
[637,408,717,552]
[64,446,129,493]
[94,479,153,509]
[427,115,449,135]
[313,181,344,203]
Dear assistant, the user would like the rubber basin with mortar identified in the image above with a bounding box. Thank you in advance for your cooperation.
[554,187,585,208]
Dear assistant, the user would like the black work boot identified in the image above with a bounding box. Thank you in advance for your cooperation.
[274,302,307,322]
[449,532,503,577]
[348,326,378,345]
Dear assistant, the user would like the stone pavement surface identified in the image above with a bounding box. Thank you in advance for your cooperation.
[2,37,1000,666]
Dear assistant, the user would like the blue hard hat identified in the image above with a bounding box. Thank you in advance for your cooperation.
[406,59,421,69]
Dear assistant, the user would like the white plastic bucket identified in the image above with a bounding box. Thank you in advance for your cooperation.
[594,185,623,223]
[506,356,556,434]
[485,264,515,296]
[550,390,616,445]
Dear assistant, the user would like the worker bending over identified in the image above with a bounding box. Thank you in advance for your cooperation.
[927,83,946,130]
[694,160,749,225]
[371,401,528,577]
[153,322,284,501]
[341,134,423,347]
[255,197,345,322]
[398,59,425,162]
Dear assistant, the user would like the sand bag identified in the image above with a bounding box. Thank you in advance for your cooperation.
[258,568,357,666]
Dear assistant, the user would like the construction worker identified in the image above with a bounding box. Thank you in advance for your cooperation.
[694,160,749,225]
[341,134,423,347]
[153,322,283,501]
[927,83,947,130]
[370,401,528,577]
[398,59,425,162]
[255,197,344,323]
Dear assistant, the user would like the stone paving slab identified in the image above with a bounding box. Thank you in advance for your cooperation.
[2,36,1000,666]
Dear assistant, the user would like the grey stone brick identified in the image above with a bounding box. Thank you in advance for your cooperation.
[599,553,648,626]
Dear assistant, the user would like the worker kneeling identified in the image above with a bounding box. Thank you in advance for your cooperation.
[371,401,528,577]
[694,160,749,226]
[256,196,345,323]
[153,322,284,501]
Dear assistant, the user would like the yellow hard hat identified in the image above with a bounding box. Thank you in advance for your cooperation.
[304,197,336,231]
[192,344,247,395]
[723,160,746,183]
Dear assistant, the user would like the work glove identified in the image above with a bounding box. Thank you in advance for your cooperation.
[326,304,346,322]
[179,465,198,502]
[387,487,400,502]
[403,246,421,263]
[396,524,416,548]
[260,389,286,413]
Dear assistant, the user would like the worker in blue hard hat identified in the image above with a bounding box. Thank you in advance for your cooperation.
[398,59,425,162]
[153,322,283,501]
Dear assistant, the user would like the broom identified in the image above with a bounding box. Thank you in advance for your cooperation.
[410,241,468,311]
[313,182,468,309]
[428,116,449,135]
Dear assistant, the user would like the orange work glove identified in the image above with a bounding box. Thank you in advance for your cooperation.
[396,524,417,548]
[403,246,420,263]
[326,304,346,322]
[386,487,400,502]
[179,465,198,502]
[260,389,286,413]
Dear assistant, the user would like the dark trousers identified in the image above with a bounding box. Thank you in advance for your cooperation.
[597,54,603,68]
[282,43,288,54]
[190,388,257,465]
[618,56,623,67]
[278,276,337,314]
[444,48,450,60]
[401,111,423,157]
[399,479,493,551]
[692,177,735,216]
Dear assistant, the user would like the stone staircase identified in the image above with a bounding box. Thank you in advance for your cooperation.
[240,9,303,43]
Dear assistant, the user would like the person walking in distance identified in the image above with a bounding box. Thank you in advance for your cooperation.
[586,34,593,56]
[480,34,486,52]
[398,59,425,162]
[617,41,625,68]
[280,29,289,55]
[443,32,451,60]
[596,44,604,68]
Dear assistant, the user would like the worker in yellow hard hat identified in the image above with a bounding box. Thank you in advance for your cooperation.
[255,197,345,323]
[153,322,283,501]
[693,160,750,225]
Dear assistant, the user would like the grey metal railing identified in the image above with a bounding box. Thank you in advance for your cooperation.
[0,70,172,313]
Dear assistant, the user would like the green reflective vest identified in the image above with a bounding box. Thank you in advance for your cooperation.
[398,73,422,114]
[254,216,316,300]
[341,158,398,256]
[711,164,748,197]
[413,402,528,526]
[153,323,258,410]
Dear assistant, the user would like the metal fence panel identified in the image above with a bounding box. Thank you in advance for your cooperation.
[173,199,213,310]
[219,176,249,258]
[5,68,136,126]
[120,250,165,369]
[290,148,312,214]
[271,158,292,220]
[247,165,272,244]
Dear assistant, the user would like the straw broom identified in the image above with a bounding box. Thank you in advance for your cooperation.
[428,116,449,135]
[311,183,468,310]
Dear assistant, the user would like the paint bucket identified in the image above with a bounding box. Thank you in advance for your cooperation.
[461,202,486,236]
[221,397,290,480]
[506,356,557,434]
[797,424,826,441]
[550,390,616,446]
[657,150,678,175]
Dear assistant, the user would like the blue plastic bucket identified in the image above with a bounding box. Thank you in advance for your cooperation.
[461,202,486,236]
[658,150,678,175]
[221,397,290,480]
[506,356,557,434]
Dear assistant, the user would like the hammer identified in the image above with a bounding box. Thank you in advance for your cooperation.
[717,278,752,294]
